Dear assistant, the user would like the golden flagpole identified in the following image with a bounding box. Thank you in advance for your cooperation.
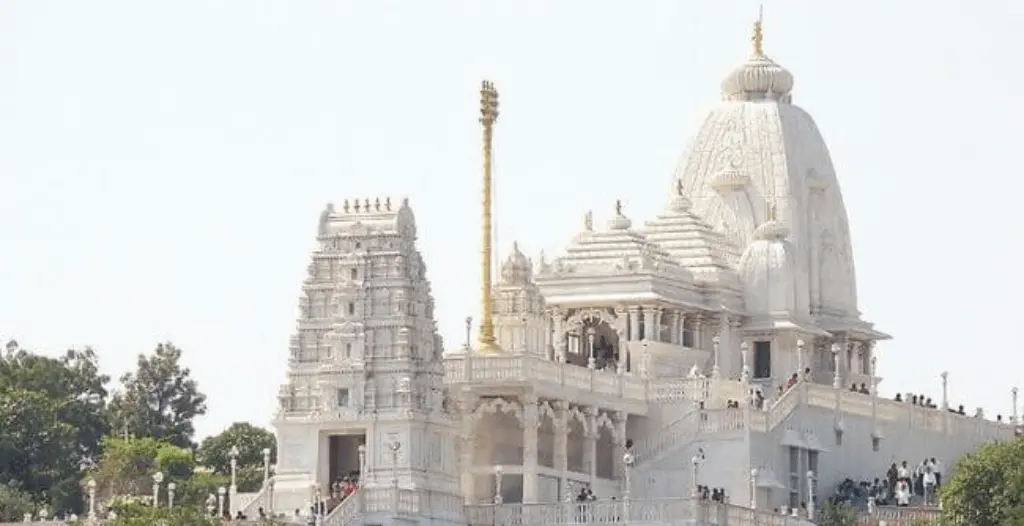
[477,80,501,353]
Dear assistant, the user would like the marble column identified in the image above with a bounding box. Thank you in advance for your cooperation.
[640,307,654,340]
[584,407,599,482]
[613,411,628,480]
[554,401,570,487]
[694,314,705,349]
[678,312,688,347]
[628,308,640,341]
[521,395,539,503]
[652,308,663,342]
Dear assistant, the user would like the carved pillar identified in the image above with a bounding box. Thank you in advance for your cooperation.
[552,308,567,363]
[459,393,479,504]
[613,411,628,481]
[522,395,539,503]
[651,308,663,342]
[678,312,688,347]
[694,314,705,349]
[554,400,569,487]
[670,311,680,345]
[584,407,599,482]
[628,308,640,341]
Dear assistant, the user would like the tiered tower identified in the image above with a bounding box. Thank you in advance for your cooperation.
[493,242,546,356]
[271,198,461,520]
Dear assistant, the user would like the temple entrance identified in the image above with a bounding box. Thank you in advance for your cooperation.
[328,433,366,495]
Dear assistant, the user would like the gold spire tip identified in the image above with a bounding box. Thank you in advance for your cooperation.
[752,5,764,57]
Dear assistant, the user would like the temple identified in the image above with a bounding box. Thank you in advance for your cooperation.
[242,14,1018,526]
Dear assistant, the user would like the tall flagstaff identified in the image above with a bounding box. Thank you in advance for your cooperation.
[477,80,500,352]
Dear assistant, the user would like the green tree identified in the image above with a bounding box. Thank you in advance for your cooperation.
[109,343,207,448]
[197,422,276,492]
[86,437,194,507]
[0,346,111,515]
[940,437,1024,526]
[0,482,35,522]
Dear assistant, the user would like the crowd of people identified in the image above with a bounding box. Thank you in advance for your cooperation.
[831,457,943,510]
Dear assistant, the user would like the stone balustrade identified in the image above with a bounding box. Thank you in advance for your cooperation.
[753,381,1016,442]
[862,504,943,524]
[464,497,815,526]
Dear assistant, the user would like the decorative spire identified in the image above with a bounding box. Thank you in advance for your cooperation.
[615,199,623,216]
[477,80,501,353]
[768,202,777,221]
[752,5,764,57]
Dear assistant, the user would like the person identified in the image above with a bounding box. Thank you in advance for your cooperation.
[895,480,911,507]
[922,465,937,506]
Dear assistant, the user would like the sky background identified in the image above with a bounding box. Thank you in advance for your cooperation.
[1,0,1022,440]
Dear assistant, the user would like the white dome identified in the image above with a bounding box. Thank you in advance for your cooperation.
[499,242,533,285]
[721,54,794,102]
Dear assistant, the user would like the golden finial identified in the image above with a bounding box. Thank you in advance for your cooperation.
[675,179,684,197]
[768,201,777,221]
[752,5,764,57]
[477,79,501,353]
[615,199,623,216]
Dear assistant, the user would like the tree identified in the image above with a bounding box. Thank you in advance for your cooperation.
[197,422,276,492]
[0,482,35,522]
[86,437,194,507]
[0,346,110,514]
[109,343,207,448]
[940,437,1024,526]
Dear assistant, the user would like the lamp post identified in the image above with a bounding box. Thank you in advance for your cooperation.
[493,465,504,505]
[587,327,596,369]
[749,468,758,509]
[711,336,721,379]
[1013,387,1019,424]
[623,449,635,523]
[262,447,272,487]
[465,316,473,349]
[940,371,949,410]
[152,471,164,508]
[740,341,750,383]
[830,343,842,389]
[806,470,816,518]
[87,479,97,520]
[796,340,805,380]
[167,482,176,509]
[217,486,226,517]
[229,445,240,490]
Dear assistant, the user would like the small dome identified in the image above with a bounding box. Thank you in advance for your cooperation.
[499,242,533,284]
[752,219,790,241]
[721,55,794,101]
[721,13,794,102]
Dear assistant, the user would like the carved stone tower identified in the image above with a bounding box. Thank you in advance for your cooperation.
[272,198,461,519]
[493,242,545,355]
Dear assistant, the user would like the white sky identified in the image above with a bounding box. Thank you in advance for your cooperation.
[1,1,1022,439]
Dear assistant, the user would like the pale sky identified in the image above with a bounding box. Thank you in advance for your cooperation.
[1,1,1022,439]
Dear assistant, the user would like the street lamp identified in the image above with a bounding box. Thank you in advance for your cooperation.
[152,472,164,508]
[229,445,240,490]
[586,327,596,369]
[167,482,177,509]
[87,479,97,519]
[690,454,701,498]
[388,440,402,488]
[711,335,721,379]
[262,447,272,487]
[217,486,226,517]
[749,468,758,509]
[740,341,750,383]
[830,343,842,389]
[622,450,635,499]
[493,465,504,505]
[940,371,949,410]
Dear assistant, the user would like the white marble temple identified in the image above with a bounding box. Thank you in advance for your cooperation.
[258,24,1016,526]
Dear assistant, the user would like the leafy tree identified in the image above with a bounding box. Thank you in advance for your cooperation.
[109,343,207,448]
[198,422,276,491]
[940,437,1024,526]
[817,499,858,526]
[86,437,193,507]
[0,346,111,513]
[0,482,35,522]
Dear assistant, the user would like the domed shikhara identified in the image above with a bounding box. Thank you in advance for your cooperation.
[737,217,809,316]
[671,40,859,319]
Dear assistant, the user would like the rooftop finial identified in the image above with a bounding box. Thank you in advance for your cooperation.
[675,179,684,197]
[615,199,623,216]
[752,5,764,57]
[768,201,777,221]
